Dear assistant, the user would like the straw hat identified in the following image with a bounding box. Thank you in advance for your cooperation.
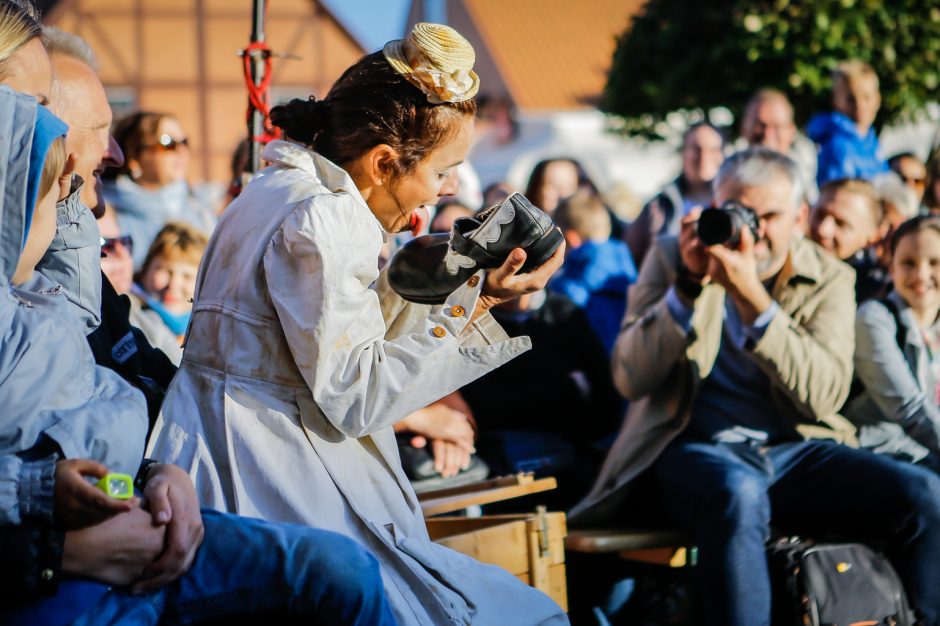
[383,22,480,104]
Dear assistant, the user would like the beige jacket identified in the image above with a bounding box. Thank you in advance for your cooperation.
[569,235,857,524]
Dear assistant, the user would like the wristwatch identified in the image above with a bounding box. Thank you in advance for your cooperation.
[675,264,705,301]
[134,459,160,492]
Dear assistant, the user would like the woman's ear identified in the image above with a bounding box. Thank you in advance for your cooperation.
[366,144,398,186]
[128,158,142,180]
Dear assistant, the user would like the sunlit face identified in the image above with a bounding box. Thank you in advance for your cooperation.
[809,189,879,261]
[98,209,134,295]
[682,126,724,186]
[370,115,472,233]
[893,156,927,200]
[1,38,52,105]
[538,161,580,213]
[834,75,881,132]
[49,54,122,212]
[13,183,59,285]
[891,228,940,321]
[141,256,198,315]
[135,116,190,187]
[744,98,796,154]
[716,174,797,279]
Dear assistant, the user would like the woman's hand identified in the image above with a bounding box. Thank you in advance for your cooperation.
[471,239,566,323]
[412,438,471,478]
[398,403,475,453]
[397,400,476,477]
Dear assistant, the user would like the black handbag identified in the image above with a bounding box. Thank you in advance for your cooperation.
[768,538,916,626]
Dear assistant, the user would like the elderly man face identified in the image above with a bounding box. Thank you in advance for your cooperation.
[49,53,123,213]
[743,95,797,155]
[715,168,800,280]
[810,186,880,261]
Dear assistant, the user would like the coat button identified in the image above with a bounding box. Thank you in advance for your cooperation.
[41,568,54,581]
[449,305,465,317]
[467,275,480,287]
[432,326,447,338]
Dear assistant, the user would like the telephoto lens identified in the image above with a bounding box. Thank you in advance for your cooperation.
[696,200,760,247]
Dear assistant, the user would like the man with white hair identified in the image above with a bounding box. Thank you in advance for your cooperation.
[572,148,940,625]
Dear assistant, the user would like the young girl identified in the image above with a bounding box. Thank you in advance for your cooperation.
[129,222,208,365]
[846,215,940,471]
[148,23,566,625]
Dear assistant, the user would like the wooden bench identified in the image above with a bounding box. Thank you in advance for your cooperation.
[419,474,568,610]
[565,528,696,568]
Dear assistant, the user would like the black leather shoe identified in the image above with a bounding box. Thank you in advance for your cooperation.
[387,192,563,304]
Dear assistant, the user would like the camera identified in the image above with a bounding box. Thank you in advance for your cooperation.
[696,201,760,248]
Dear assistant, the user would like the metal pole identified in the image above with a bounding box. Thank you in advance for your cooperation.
[247,0,267,174]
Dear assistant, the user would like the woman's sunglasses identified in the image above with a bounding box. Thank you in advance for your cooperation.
[101,235,133,256]
[147,134,190,152]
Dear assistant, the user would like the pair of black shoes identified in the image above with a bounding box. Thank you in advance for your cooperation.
[388,192,563,304]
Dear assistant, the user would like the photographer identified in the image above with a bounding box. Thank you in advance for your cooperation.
[571,148,940,626]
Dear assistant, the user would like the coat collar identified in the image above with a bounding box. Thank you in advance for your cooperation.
[771,236,822,297]
[261,140,384,235]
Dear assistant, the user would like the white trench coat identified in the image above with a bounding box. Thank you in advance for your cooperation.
[148,141,568,625]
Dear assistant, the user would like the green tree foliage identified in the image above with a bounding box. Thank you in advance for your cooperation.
[604,0,940,139]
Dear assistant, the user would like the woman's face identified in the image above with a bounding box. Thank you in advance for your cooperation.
[141,255,199,315]
[136,117,190,187]
[370,116,473,233]
[2,38,52,105]
[891,228,940,318]
[538,161,579,214]
[98,210,134,295]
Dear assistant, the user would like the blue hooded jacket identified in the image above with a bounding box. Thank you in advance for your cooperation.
[0,87,147,525]
[806,111,887,187]
[549,238,637,354]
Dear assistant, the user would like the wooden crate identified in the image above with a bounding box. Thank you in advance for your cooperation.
[426,509,568,611]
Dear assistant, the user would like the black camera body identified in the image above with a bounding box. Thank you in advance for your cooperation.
[697,201,760,248]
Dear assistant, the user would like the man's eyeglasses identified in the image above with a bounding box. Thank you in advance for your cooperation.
[147,134,189,152]
[101,235,133,256]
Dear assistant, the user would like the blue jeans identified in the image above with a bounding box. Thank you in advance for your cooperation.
[4,510,396,626]
[651,439,940,626]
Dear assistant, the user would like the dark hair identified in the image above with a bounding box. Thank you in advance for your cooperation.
[683,121,725,149]
[889,215,940,255]
[269,51,475,186]
[923,149,940,210]
[523,158,597,210]
[104,111,176,180]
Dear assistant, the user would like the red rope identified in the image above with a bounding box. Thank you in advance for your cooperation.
[242,40,280,144]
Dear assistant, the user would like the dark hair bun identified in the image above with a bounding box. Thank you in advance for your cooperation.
[270,97,328,144]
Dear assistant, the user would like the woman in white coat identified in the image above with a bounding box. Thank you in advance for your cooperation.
[148,23,568,625]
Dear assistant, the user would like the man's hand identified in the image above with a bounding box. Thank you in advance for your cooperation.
[705,227,773,325]
[62,505,166,587]
[54,459,134,529]
[472,238,566,323]
[133,464,205,594]
[57,154,76,202]
[678,209,710,281]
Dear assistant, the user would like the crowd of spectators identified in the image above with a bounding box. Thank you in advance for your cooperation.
[5,1,940,624]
